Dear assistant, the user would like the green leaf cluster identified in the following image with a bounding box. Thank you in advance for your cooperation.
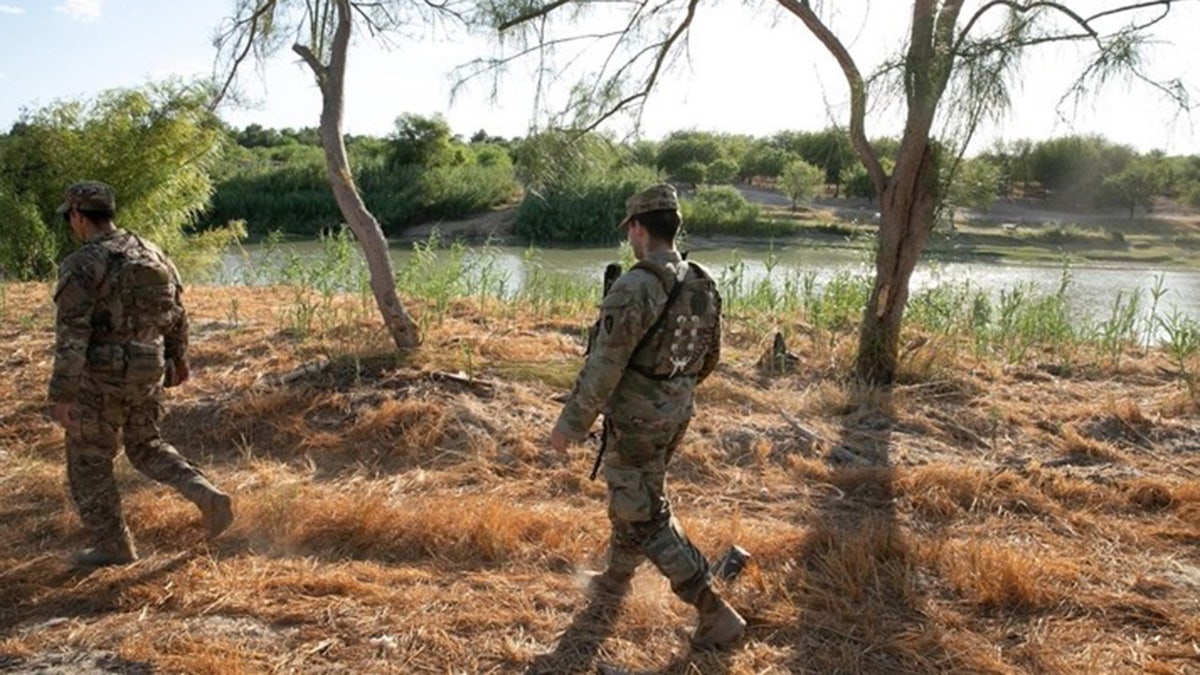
[512,130,659,244]
[0,81,243,280]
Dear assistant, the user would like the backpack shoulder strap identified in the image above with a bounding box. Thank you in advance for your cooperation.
[629,260,688,358]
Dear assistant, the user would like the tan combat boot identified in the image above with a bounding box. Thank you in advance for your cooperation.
[181,476,234,539]
[71,530,138,567]
[691,589,746,649]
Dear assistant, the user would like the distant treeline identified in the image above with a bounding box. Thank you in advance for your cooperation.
[3,80,1200,283]
[206,119,1200,240]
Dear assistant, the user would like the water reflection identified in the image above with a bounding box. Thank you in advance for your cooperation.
[215,239,1200,341]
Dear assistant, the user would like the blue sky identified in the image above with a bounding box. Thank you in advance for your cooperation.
[1,0,1197,154]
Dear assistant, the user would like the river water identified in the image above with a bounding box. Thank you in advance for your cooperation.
[216,239,1200,341]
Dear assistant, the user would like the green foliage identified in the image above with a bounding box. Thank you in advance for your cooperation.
[0,188,56,279]
[0,81,242,278]
[706,157,740,185]
[778,160,825,210]
[675,162,707,186]
[1159,308,1200,395]
[843,165,875,199]
[204,126,518,237]
[1104,155,1167,217]
[1185,182,1200,209]
[656,131,749,181]
[772,128,857,187]
[205,144,344,236]
[388,113,461,170]
[626,140,659,169]
[946,157,1002,211]
[740,142,797,180]
[233,123,320,148]
[679,186,761,235]
[417,163,521,221]
[843,154,896,200]
[1029,135,1136,207]
[513,130,658,244]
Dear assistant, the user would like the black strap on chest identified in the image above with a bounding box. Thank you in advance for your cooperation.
[628,260,691,376]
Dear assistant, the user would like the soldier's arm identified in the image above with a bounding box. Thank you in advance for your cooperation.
[48,255,101,403]
[163,260,189,365]
[553,273,659,441]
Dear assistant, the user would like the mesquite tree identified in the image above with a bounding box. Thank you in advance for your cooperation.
[214,0,464,350]
[479,0,1191,382]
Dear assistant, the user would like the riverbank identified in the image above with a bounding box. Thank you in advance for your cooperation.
[2,282,1199,673]
[398,189,1200,269]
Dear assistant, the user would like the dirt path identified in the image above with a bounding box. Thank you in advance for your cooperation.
[397,207,519,244]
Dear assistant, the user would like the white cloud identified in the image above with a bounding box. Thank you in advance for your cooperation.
[55,0,101,21]
[0,5,26,15]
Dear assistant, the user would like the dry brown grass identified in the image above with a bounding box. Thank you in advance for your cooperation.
[3,281,1200,673]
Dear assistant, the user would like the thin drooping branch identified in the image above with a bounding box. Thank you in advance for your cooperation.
[590,0,667,102]
[452,30,626,86]
[211,0,280,109]
[568,0,700,134]
[497,0,577,30]
[953,0,1173,55]
[777,0,886,196]
[1087,0,1175,23]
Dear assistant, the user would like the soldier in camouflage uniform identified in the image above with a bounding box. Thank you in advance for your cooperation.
[549,184,746,649]
[49,181,234,567]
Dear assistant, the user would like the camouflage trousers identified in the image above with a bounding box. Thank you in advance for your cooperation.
[65,372,204,544]
[600,416,711,605]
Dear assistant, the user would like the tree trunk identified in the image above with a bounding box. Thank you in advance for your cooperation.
[296,0,420,351]
[854,144,938,383]
[318,115,421,351]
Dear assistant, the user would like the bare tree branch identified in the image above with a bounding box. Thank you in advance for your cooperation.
[293,43,327,82]
[580,0,699,133]
[777,0,886,196]
[497,0,577,30]
[210,0,280,110]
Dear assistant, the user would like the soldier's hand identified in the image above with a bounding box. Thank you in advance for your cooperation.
[550,427,570,453]
[164,359,190,388]
[51,401,79,436]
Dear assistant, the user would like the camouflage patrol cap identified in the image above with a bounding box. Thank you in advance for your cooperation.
[56,181,117,215]
[620,183,679,228]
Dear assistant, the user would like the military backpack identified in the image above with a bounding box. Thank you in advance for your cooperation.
[627,260,721,380]
[98,233,182,338]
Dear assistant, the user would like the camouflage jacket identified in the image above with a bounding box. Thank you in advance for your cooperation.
[49,229,189,403]
[553,250,721,441]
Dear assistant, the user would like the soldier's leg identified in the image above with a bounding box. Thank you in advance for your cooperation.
[66,383,137,565]
[602,420,645,579]
[124,387,233,538]
[606,421,710,601]
[609,420,744,647]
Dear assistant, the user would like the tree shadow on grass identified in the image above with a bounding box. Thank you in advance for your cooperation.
[778,383,969,673]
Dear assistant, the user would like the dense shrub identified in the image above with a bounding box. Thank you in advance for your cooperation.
[1186,183,1200,209]
[204,134,518,237]
[0,82,240,278]
[680,185,761,235]
[514,165,658,244]
[0,188,56,279]
[512,130,660,244]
